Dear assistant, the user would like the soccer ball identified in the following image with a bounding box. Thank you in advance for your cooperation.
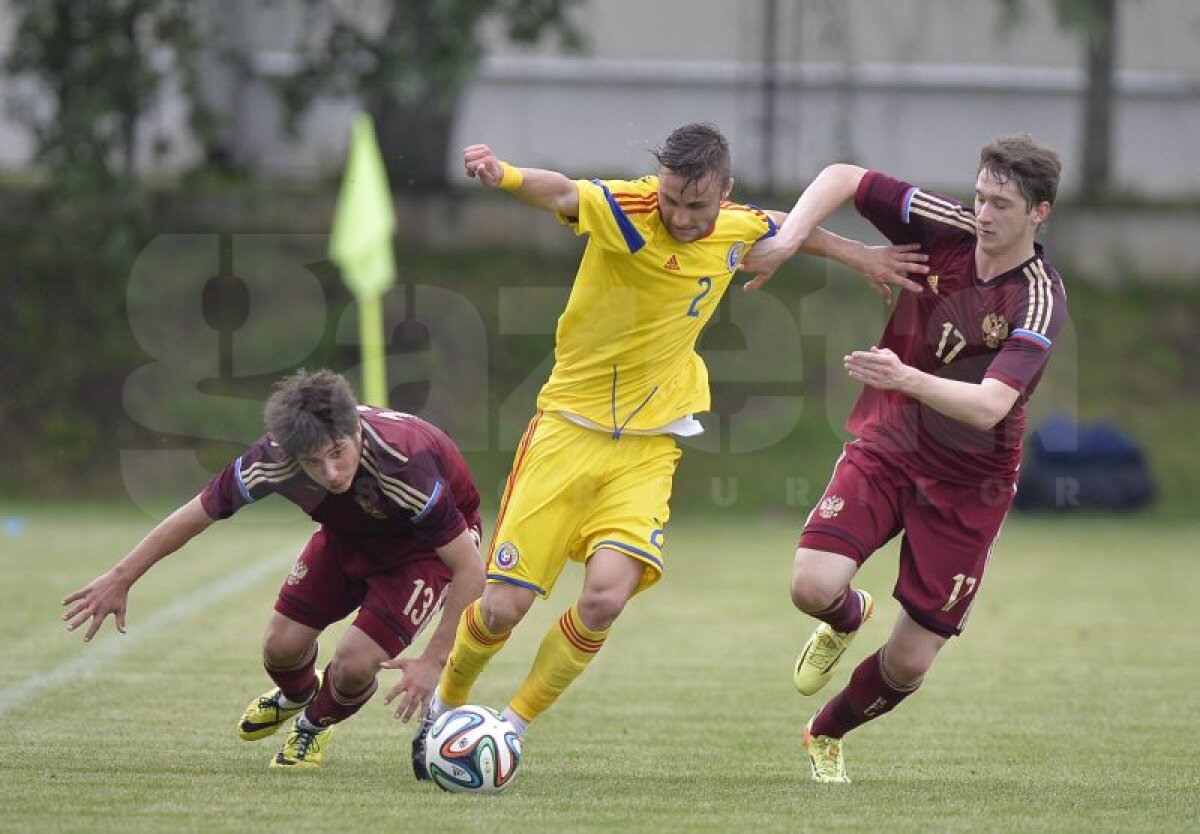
[424,705,522,794]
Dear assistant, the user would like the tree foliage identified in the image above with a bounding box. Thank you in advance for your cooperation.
[2,0,214,482]
[998,0,1119,202]
[274,0,585,191]
[5,0,213,190]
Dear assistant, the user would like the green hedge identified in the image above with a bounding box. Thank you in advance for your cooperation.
[3,224,1196,517]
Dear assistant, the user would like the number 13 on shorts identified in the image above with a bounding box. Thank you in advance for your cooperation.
[403,578,438,627]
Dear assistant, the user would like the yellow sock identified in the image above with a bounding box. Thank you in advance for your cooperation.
[438,599,511,706]
[509,605,608,723]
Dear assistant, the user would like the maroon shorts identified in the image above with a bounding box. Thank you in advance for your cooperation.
[275,517,480,657]
[799,441,1014,638]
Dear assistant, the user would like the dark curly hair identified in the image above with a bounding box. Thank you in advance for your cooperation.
[652,123,732,190]
[263,369,360,459]
[979,135,1062,210]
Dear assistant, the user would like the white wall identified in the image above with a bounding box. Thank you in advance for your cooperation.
[459,0,1200,197]
[2,0,1198,197]
[451,54,1200,197]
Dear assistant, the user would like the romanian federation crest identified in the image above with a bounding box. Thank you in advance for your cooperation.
[818,496,845,519]
[726,242,745,272]
[494,542,520,570]
[982,313,1010,349]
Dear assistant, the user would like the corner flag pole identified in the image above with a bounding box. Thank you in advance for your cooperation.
[329,113,397,407]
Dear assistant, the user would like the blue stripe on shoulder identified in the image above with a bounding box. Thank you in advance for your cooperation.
[595,180,646,253]
[1011,328,1053,348]
[234,456,254,504]
[759,214,778,241]
[411,480,442,523]
[745,203,778,241]
[902,187,917,224]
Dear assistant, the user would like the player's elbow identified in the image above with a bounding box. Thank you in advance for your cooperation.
[970,384,1020,431]
[819,163,868,191]
[453,556,486,594]
[968,410,1005,432]
[548,177,580,216]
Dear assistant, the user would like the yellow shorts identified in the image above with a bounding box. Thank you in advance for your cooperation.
[487,411,682,597]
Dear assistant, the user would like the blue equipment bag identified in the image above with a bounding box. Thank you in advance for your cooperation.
[1015,416,1156,511]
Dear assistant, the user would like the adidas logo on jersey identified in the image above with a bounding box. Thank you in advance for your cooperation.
[663,255,680,271]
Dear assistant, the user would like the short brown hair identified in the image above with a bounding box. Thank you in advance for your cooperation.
[652,123,731,190]
[979,135,1062,209]
[264,369,359,458]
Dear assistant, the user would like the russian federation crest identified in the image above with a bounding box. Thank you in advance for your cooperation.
[818,496,845,519]
[286,559,309,586]
[982,313,1009,349]
[352,479,387,519]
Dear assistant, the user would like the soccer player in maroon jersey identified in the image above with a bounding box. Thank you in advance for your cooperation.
[742,135,1067,783]
[62,370,485,769]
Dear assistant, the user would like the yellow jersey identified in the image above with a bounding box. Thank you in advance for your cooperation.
[537,176,776,434]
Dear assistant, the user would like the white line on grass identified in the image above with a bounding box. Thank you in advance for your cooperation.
[0,544,298,716]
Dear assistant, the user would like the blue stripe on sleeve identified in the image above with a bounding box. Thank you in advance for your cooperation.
[749,205,778,241]
[594,180,646,253]
[234,456,254,504]
[411,480,443,523]
[902,188,917,224]
[1010,328,1053,348]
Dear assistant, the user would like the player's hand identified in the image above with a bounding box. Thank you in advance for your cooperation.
[462,144,504,188]
[61,569,131,641]
[855,243,928,305]
[844,346,912,391]
[738,233,798,291]
[381,654,443,723]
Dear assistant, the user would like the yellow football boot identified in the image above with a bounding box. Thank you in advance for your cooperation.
[269,722,334,769]
[237,671,322,741]
[793,591,874,696]
[802,719,850,784]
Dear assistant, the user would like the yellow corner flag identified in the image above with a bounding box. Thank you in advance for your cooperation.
[329,112,396,407]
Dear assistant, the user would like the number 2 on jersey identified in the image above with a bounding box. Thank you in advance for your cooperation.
[686,277,712,317]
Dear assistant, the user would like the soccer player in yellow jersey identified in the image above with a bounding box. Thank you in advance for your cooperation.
[395,123,927,779]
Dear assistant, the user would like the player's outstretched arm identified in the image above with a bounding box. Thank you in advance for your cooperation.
[845,347,1021,430]
[796,229,928,304]
[61,495,216,641]
[382,528,485,722]
[462,143,579,216]
[741,164,869,290]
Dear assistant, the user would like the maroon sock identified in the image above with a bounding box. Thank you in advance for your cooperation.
[265,643,319,703]
[813,588,865,633]
[810,649,919,738]
[303,664,378,727]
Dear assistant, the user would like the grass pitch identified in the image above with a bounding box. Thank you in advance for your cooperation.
[1,503,1197,833]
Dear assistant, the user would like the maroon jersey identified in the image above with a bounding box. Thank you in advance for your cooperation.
[849,171,1068,484]
[200,408,480,553]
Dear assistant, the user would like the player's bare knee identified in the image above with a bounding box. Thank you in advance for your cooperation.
[327,651,377,693]
[790,572,841,614]
[576,590,625,631]
[261,630,312,669]
[479,594,527,634]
